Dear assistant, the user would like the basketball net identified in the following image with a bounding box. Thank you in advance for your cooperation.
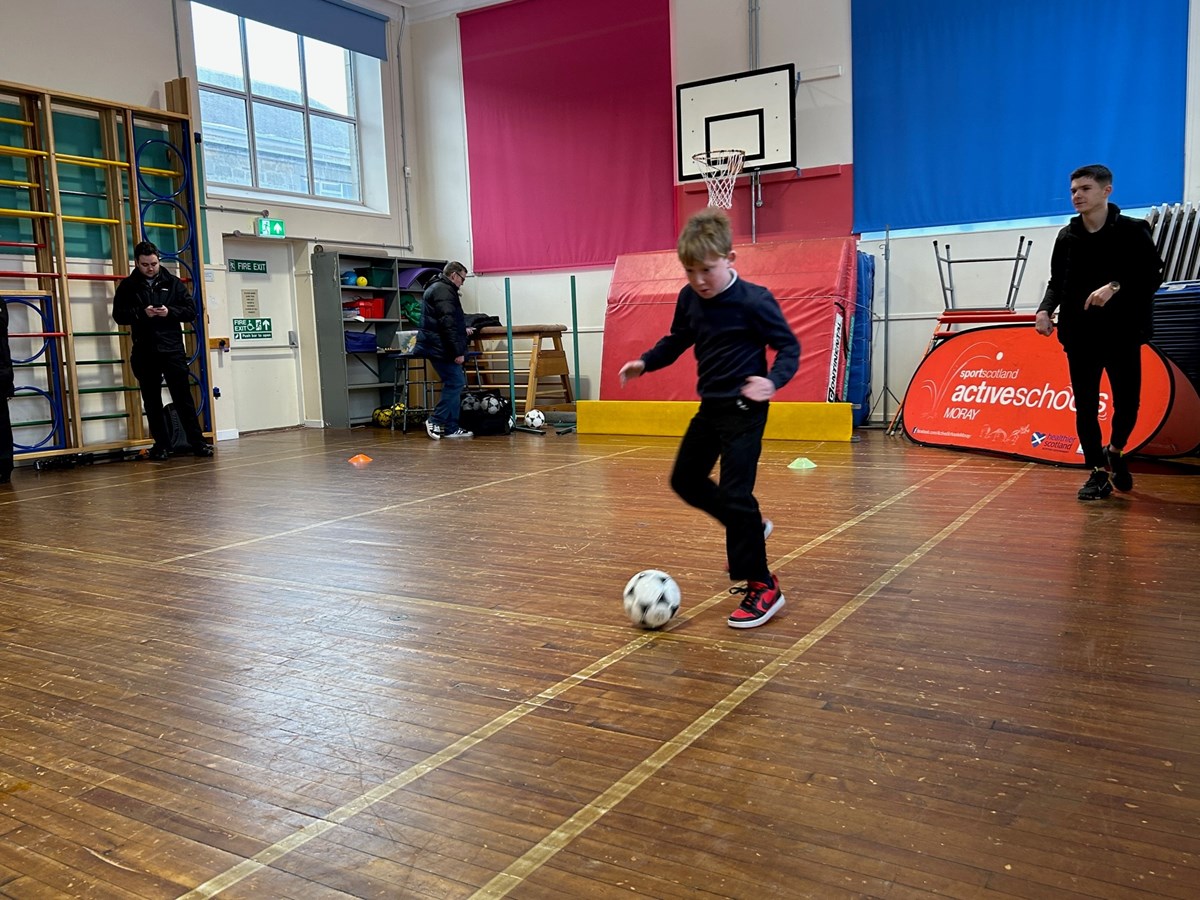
[692,149,745,209]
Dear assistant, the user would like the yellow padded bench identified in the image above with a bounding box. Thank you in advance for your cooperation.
[576,401,853,441]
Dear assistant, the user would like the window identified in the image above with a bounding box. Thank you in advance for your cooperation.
[192,2,368,203]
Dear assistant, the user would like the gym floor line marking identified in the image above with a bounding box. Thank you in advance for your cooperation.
[470,464,1032,898]
[160,459,970,650]
[0,459,968,671]
[671,457,967,624]
[0,444,369,506]
[0,460,972,657]
[174,460,997,898]
[0,435,619,507]
[0,448,648,578]
[160,447,647,563]
[176,634,661,899]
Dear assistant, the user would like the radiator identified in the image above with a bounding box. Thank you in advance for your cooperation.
[1147,202,1200,283]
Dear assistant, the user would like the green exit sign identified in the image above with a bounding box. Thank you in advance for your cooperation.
[255,217,286,238]
[228,258,267,273]
[233,317,273,340]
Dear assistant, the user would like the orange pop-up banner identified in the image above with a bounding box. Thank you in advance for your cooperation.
[902,324,1200,464]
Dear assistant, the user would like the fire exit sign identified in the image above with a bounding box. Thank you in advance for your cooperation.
[255,217,286,238]
[228,258,267,273]
[233,317,273,340]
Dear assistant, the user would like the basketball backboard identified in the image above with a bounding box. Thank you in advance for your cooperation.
[676,63,796,182]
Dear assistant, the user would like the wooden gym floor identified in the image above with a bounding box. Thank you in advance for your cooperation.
[0,427,1198,899]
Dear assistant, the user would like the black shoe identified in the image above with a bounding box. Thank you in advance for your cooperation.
[147,446,170,461]
[1077,468,1113,501]
[1105,446,1133,492]
[0,471,11,485]
[192,444,214,458]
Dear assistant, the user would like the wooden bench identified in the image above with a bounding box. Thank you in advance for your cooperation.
[471,324,575,415]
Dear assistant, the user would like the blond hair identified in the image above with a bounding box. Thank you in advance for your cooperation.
[677,209,733,267]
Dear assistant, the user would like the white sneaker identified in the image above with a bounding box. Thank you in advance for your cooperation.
[425,420,442,440]
[443,427,474,438]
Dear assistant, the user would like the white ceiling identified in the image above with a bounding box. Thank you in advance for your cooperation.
[383,0,512,24]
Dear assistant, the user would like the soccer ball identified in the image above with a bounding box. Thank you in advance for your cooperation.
[524,409,546,428]
[480,394,503,415]
[372,403,404,427]
[461,393,481,412]
[623,570,681,629]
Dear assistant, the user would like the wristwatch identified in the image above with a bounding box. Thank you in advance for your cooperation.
[1109,281,1121,292]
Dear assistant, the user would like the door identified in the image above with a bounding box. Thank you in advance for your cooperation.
[224,239,303,432]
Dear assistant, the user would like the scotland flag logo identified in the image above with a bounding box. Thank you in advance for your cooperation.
[1031,432,1046,447]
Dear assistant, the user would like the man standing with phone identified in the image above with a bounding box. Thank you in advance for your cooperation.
[113,241,212,459]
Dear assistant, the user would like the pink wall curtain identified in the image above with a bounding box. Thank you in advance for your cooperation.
[459,0,675,272]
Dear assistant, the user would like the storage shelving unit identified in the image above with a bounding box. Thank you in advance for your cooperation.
[311,249,445,428]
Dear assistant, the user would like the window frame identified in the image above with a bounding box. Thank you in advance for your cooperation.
[194,5,367,206]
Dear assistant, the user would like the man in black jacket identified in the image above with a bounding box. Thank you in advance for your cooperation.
[1036,164,1163,500]
[1,298,13,484]
[112,241,212,459]
[415,260,474,440]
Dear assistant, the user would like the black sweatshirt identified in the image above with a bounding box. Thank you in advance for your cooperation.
[112,268,196,355]
[641,274,800,399]
[1037,203,1164,348]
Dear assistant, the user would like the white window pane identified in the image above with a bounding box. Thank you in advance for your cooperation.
[193,3,244,91]
[252,102,309,193]
[304,38,354,117]
[198,90,252,186]
[245,20,302,104]
[311,116,360,201]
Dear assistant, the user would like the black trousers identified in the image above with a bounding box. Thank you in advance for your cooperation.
[1,397,12,478]
[1066,339,1141,469]
[131,348,206,449]
[670,397,770,583]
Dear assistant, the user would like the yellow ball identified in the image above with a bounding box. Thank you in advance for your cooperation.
[356,275,368,286]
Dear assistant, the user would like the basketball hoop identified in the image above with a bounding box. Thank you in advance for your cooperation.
[692,149,745,209]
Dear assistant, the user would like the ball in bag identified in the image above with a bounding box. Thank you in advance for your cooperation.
[372,405,394,427]
[623,570,681,629]
[524,409,546,428]
[480,394,503,415]
[461,393,481,412]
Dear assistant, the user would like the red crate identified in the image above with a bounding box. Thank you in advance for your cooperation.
[343,297,385,319]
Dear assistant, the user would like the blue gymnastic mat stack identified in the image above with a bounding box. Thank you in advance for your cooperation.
[1152,281,1200,395]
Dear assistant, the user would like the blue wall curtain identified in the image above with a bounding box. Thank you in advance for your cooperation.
[197,0,389,59]
[851,0,1188,233]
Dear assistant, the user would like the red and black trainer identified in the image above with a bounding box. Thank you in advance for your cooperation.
[727,573,785,629]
